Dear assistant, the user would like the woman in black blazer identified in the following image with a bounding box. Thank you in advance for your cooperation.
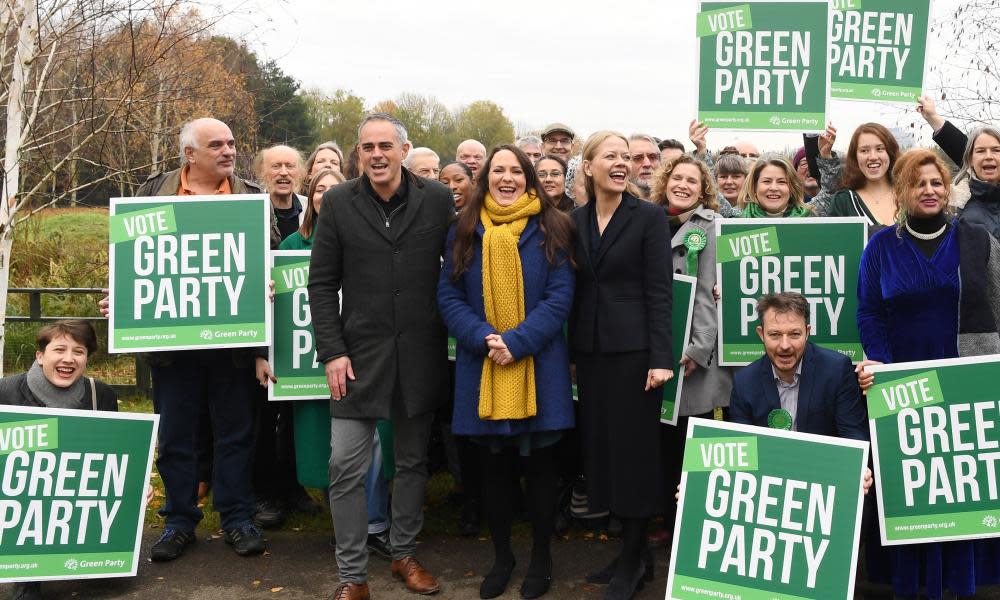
[569,131,674,600]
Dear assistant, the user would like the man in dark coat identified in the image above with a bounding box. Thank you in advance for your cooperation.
[308,113,452,600]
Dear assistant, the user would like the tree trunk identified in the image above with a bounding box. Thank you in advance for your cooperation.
[1,0,40,377]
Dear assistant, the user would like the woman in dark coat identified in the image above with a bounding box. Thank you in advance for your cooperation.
[569,131,674,600]
[0,321,118,600]
[438,144,575,599]
[858,148,1000,600]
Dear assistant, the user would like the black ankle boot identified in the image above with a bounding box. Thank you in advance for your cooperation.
[586,547,654,585]
[520,555,552,599]
[602,557,647,600]
[480,557,515,599]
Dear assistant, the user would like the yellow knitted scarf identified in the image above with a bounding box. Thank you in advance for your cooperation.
[478,191,542,420]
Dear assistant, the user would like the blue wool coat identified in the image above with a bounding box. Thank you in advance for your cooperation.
[438,216,575,436]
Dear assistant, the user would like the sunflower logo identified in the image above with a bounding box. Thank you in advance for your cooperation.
[64,558,79,571]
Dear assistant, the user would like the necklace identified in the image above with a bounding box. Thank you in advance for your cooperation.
[905,221,947,240]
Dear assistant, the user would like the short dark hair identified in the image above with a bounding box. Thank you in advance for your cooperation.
[756,293,810,325]
[36,320,98,355]
[658,138,685,151]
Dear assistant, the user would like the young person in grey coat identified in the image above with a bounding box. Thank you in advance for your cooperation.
[307,113,453,600]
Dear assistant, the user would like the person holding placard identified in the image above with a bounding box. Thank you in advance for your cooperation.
[438,144,575,599]
[857,148,1000,599]
[813,123,900,233]
[0,321,117,600]
[569,131,674,600]
[736,157,812,218]
[644,155,734,554]
[917,96,1000,240]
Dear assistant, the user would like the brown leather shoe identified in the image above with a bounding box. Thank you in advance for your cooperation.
[391,556,440,595]
[330,582,370,600]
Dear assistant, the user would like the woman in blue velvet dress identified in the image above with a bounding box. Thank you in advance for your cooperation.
[858,148,1000,599]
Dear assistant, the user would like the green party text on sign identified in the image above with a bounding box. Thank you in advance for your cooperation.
[666,419,868,600]
[662,275,697,426]
[866,357,1000,544]
[0,405,158,582]
[829,0,931,103]
[108,195,271,352]
[715,218,867,366]
[697,0,830,131]
[269,250,329,401]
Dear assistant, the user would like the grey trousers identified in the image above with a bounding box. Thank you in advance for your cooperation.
[327,398,434,584]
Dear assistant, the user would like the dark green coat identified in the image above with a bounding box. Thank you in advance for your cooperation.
[308,169,453,419]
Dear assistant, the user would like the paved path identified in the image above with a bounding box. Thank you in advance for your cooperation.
[3,527,999,599]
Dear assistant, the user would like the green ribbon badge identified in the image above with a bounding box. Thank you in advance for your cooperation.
[767,408,792,430]
[683,229,707,275]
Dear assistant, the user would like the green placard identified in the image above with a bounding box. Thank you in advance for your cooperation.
[0,405,158,582]
[697,0,830,131]
[715,218,867,366]
[867,357,1000,544]
[108,195,271,353]
[830,0,931,103]
[662,275,698,426]
[667,419,868,600]
[269,250,328,401]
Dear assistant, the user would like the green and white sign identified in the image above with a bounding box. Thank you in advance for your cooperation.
[715,218,867,366]
[0,405,158,582]
[697,0,830,131]
[830,0,932,103]
[867,356,1000,544]
[662,274,697,426]
[666,418,868,600]
[108,195,271,353]
[269,250,328,401]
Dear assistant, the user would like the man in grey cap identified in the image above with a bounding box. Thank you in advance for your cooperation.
[541,123,575,161]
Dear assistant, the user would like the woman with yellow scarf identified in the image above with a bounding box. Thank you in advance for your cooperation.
[438,144,576,599]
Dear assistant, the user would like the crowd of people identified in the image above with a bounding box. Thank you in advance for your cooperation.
[5,94,1000,600]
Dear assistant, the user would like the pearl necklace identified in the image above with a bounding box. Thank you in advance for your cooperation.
[905,221,947,240]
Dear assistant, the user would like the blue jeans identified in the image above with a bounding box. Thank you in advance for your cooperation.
[152,350,256,531]
[366,429,389,534]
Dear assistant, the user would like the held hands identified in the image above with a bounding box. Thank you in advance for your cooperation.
[99,289,110,317]
[325,356,355,401]
[268,279,276,302]
[855,359,882,392]
[863,467,873,496]
[819,123,837,158]
[689,119,709,155]
[255,356,277,387]
[485,334,514,366]
[917,95,945,131]
[646,368,674,391]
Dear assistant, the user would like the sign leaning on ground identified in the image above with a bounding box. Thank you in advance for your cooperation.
[829,0,933,103]
[269,250,328,401]
[696,0,830,131]
[867,356,1000,545]
[666,418,869,600]
[0,405,158,582]
[108,195,271,353]
[715,218,867,366]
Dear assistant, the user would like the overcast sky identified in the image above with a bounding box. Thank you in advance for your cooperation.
[218,0,960,153]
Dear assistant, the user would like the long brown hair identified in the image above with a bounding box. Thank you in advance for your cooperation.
[449,144,575,279]
[841,123,899,190]
[300,168,345,239]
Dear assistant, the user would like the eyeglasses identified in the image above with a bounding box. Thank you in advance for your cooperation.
[631,153,659,164]
[537,170,564,179]
[545,137,573,146]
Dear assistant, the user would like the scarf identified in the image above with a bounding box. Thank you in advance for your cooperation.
[26,361,87,409]
[741,201,812,219]
[478,191,542,420]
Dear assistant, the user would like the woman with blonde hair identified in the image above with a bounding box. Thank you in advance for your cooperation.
[569,130,673,600]
[737,157,812,218]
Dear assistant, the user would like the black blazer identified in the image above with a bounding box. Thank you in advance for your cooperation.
[728,342,868,441]
[569,193,674,367]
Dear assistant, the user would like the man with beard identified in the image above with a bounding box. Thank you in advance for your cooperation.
[628,133,661,199]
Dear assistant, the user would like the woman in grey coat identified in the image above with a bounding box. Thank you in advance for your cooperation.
[648,154,733,548]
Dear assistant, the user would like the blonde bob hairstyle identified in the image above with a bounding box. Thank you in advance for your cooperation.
[649,154,718,211]
[736,157,806,211]
[580,130,642,202]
